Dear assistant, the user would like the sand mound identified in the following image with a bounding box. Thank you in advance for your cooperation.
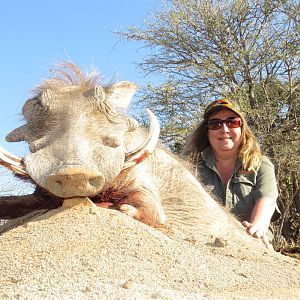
[0,206,299,299]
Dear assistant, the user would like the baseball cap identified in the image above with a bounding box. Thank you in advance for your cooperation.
[204,99,242,118]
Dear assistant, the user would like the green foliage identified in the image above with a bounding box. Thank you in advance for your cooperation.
[133,81,203,151]
[236,79,300,250]
[122,0,300,248]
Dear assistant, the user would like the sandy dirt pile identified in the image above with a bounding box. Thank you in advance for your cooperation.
[0,205,299,300]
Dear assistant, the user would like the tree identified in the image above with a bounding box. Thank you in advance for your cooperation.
[122,0,300,248]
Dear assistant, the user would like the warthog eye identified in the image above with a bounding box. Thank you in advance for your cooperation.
[102,135,122,148]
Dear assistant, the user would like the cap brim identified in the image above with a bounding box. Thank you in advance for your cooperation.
[204,106,242,118]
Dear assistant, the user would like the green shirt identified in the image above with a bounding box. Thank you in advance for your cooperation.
[197,147,279,222]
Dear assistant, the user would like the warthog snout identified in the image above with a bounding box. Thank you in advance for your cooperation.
[45,166,105,198]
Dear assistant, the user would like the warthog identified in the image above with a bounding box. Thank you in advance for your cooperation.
[0,63,258,244]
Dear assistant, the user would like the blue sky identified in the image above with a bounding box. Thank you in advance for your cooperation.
[0,0,161,188]
[0,0,161,155]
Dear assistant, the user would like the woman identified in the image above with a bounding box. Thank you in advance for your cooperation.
[183,99,280,248]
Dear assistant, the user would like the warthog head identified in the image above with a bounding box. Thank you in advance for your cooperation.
[1,63,159,200]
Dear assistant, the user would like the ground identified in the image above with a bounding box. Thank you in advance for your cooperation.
[0,205,299,299]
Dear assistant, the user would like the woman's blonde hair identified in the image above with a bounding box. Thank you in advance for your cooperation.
[182,107,262,171]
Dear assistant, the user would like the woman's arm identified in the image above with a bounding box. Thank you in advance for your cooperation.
[242,196,275,249]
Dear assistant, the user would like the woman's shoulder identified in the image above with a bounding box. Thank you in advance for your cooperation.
[260,156,275,170]
[256,156,276,177]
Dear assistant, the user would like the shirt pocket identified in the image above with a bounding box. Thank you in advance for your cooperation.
[231,172,256,191]
[230,175,256,221]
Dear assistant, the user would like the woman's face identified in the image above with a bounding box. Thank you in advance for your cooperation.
[207,109,242,156]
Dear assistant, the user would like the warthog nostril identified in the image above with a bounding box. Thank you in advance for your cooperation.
[55,180,62,186]
[88,176,103,188]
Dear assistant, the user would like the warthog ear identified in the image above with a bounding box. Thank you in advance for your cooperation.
[107,81,137,110]
[6,125,29,142]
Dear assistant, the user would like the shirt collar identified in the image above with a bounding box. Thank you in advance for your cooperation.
[201,146,215,169]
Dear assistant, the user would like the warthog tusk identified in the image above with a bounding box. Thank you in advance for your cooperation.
[0,145,23,163]
[123,109,160,169]
[0,145,28,176]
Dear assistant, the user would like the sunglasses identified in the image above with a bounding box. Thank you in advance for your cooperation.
[207,117,242,130]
